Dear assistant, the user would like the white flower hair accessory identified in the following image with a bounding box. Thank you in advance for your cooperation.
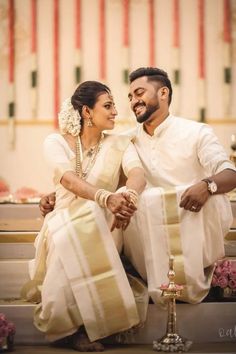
[58,97,81,136]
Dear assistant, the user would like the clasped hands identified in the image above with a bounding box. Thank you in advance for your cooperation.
[107,192,137,231]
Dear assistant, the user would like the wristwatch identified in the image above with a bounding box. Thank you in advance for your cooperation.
[202,178,217,194]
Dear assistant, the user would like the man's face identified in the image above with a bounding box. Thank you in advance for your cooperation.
[128,76,160,123]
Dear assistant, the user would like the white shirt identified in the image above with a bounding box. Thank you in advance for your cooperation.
[132,115,235,188]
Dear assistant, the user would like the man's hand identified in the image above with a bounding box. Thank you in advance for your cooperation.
[39,192,56,217]
[179,181,210,212]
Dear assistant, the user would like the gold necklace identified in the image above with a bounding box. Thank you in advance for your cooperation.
[76,134,104,179]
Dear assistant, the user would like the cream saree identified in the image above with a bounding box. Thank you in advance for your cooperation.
[24,134,148,342]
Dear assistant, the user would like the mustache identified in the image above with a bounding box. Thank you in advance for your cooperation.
[133,101,146,111]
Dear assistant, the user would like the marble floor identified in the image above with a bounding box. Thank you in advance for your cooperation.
[11,342,236,354]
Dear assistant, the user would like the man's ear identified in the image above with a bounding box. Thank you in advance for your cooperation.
[158,86,169,101]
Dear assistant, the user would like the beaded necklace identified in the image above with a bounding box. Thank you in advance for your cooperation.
[75,134,104,179]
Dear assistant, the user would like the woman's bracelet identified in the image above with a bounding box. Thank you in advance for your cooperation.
[94,189,112,208]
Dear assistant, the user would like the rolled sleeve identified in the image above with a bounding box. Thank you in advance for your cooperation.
[197,125,236,175]
[122,142,143,177]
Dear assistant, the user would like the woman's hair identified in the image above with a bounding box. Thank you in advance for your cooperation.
[58,81,111,136]
[71,81,111,117]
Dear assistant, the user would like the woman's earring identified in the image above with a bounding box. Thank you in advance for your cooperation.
[87,117,93,127]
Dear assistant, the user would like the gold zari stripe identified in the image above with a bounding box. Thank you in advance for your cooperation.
[163,189,188,298]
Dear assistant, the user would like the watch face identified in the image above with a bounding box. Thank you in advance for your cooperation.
[209,181,217,193]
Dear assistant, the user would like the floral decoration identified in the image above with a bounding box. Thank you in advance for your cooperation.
[0,313,15,352]
[211,259,236,290]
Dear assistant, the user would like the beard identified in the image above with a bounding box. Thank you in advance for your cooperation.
[135,102,160,123]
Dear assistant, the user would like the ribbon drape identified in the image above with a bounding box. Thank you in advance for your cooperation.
[198,0,206,122]
[149,0,155,66]
[8,0,15,148]
[172,0,180,115]
[99,0,106,81]
[53,0,60,128]
[75,0,82,83]
[31,0,37,118]
[223,0,232,116]
[122,0,129,83]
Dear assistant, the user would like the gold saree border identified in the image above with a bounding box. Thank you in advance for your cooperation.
[67,201,138,339]
[163,189,188,299]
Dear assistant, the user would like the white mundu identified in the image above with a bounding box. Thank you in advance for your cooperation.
[123,115,235,304]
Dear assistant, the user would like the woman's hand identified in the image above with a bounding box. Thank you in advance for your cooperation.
[39,192,56,217]
[106,192,136,216]
[107,192,136,232]
[110,215,131,232]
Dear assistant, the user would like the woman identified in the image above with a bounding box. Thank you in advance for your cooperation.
[24,81,147,351]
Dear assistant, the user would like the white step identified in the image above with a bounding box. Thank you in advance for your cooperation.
[0,204,41,219]
[0,228,235,261]
[0,300,45,345]
[0,231,36,259]
[0,243,35,259]
[0,259,30,299]
[225,229,236,256]
[0,301,236,345]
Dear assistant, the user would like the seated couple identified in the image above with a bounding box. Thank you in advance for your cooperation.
[23,68,236,352]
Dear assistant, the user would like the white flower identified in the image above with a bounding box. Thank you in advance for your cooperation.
[58,98,81,136]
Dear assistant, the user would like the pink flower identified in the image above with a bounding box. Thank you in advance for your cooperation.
[7,323,15,335]
[0,314,6,323]
[220,266,230,276]
[221,260,231,268]
[211,274,218,287]
[229,269,236,279]
[0,313,15,342]
[214,266,222,275]
[228,279,236,289]
[0,326,8,338]
[217,275,228,288]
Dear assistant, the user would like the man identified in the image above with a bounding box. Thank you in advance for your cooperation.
[40,67,236,304]
[123,67,236,304]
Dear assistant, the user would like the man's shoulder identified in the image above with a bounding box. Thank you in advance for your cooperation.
[172,116,209,132]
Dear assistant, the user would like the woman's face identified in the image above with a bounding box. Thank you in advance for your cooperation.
[90,92,117,131]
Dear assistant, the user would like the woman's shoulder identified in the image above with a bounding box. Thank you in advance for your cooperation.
[43,133,72,153]
[44,133,68,147]
[44,133,64,143]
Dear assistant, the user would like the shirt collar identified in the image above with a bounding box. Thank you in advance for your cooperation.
[140,114,173,138]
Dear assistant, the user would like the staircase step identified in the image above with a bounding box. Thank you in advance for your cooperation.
[0,230,37,259]
[0,243,35,259]
[0,300,45,345]
[1,231,235,260]
[225,228,236,241]
[0,260,30,299]
[0,301,235,345]
[0,204,41,219]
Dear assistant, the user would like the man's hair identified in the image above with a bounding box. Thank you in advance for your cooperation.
[129,67,172,105]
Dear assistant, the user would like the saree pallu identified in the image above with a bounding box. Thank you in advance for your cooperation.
[23,135,148,341]
[123,186,232,304]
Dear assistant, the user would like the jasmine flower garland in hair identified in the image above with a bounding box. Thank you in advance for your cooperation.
[58,98,81,136]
